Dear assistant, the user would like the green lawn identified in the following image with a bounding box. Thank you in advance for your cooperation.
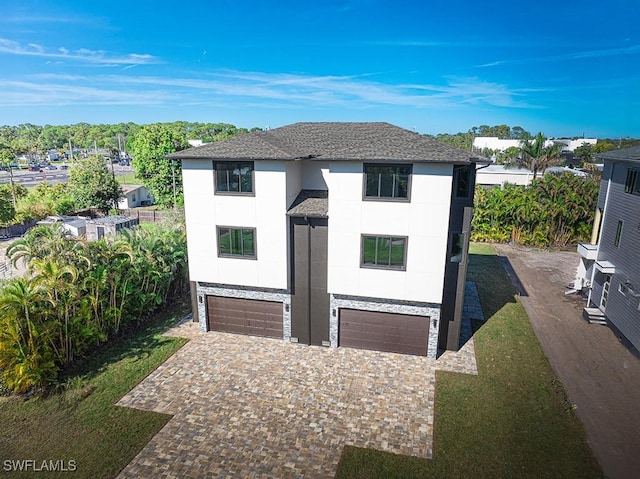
[0,298,189,479]
[336,243,603,479]
[116,173,138,185]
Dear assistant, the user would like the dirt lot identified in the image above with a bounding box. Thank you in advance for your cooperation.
[494,244,640,479]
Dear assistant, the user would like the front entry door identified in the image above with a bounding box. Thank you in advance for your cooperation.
[291,217,330,346]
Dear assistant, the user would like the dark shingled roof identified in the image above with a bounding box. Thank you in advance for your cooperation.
[287,190,328,217]
[168,122,485,164]
[597,145,640,163]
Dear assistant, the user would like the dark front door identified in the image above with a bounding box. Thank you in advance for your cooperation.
[291,217,330,346]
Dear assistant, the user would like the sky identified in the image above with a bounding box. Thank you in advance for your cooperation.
[0,0,638,138]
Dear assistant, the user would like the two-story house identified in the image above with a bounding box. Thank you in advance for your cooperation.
[170,122,486,359]
[576,145,640,353]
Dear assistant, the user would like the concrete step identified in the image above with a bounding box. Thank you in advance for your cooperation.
[583,307,607,325]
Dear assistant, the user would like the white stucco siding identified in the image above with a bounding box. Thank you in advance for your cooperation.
[182,159,289,290]
[301,161,330,190]
[327,161,452,303]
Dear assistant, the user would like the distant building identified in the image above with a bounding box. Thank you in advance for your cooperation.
[85,216,139,241]
[37,215,87,237]
[473,137,597,153]
[476,164,587,188]
[118,185,155,209]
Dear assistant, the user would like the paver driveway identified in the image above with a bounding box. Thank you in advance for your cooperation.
[117,318,477,478]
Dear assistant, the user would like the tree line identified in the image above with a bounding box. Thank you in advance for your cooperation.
[0,121,258,158]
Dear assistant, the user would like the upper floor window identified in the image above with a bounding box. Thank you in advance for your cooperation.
[624,168,640,195]
[361,235,407,270]
[215,161,254,194]
[217,227,256,259]
[363,164,411,200]
[453,165,472,198]
[614,220,623,248]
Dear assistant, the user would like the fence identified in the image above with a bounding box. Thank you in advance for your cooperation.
[0,220,37,239]
[119,209,167,223]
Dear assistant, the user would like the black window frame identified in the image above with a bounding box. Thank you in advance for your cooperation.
[214,161,255,195]
[360,235,408,270]
[453,164,472,199]
[217,226,257,259]
[624,168,640,195]
[363,163,412,201]
[614,220,623,248]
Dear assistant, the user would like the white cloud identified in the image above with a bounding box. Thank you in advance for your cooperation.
[0,70,536,111]
[477,44,640,68]
[0,38,162,66]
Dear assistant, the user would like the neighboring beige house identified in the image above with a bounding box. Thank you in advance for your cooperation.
[118,185,154,209]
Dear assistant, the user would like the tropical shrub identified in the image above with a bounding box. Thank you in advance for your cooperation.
[0,220,188,393]
[472,172,599,247]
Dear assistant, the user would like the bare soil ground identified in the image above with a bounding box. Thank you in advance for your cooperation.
[494,243,640,479]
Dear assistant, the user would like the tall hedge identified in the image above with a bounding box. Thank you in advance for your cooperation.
[472,172,599,247]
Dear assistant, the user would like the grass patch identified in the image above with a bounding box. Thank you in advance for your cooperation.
[336,243,603,479]
[0,297,190,478]
[116,173,138,185]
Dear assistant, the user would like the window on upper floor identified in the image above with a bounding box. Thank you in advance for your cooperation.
[624,168,640,195]
[614,220,623,248]
[217,227,256,259]
[363,164,411,200]
[453,165,472,198]
[215,161,254,194]
[361,235,407,270]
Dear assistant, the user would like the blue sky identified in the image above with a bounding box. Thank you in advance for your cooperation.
[0,0,638,137]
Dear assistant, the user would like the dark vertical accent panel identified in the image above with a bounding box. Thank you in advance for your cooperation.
[446,206,473,350]
[291,218,310,344]
[190,281,199,322]
[309,219,330,346]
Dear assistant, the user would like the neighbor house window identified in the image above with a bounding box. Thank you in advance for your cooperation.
[217,227,256,258]
[215,161,254,194]
[453,165,472,198]
[624,168,640,195]
[361,235,407,270]
[614,220,623,248]
[363,164,411,200]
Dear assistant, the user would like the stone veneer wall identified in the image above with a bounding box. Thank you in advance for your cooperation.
[196,282,291,340]
[329,294,441,359]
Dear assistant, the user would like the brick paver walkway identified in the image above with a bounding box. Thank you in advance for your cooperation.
[117,314,478,478]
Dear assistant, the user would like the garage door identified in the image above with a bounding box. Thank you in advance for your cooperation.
[207,296,283,339]
[339,309,429,356]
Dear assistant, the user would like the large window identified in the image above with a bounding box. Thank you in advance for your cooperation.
[215,161,254,194]
[364,164,411,200]
[453,165,472,198]
[624,168,640,195]
[361,235,407,270]
[217,227,256,258]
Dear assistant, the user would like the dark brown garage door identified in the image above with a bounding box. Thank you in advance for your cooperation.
[339,309,429,356]
[207,296,283,339]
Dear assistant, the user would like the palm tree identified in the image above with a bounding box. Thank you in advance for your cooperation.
[505,132,563,179]
[0,277,56,392]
